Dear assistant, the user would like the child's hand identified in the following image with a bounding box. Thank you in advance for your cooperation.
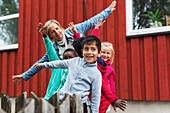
[37,23,47,37]
[113,99,127,111]
[109,0,117,11]
[69,22,77,34]
[93,18,106,29]
[34,63,41,68]
[12,74,23,85]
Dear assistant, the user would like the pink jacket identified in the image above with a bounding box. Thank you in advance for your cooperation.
[104,60,116,93]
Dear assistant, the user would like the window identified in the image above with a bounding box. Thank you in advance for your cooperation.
[126,0,170,37]
[0,0,19,50]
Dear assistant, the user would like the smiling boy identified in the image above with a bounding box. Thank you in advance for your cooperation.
[35,35,102,113]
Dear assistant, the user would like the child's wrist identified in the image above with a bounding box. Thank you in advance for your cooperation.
[94,26,99,29]
[43,34,47,38]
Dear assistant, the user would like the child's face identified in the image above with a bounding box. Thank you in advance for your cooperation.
[101,46,112,62]
[82,42,99,64]
[63,51,76,59]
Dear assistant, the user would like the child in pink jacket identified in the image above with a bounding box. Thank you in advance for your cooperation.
[99,42,117,113]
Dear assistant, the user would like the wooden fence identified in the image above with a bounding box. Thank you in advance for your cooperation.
[0,92,83,113]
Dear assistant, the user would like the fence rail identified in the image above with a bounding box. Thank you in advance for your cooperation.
[0,92,83,113]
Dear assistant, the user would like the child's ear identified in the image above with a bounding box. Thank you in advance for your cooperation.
[81,49,83,56]
[97,51,102,57]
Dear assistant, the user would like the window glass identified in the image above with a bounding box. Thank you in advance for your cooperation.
[0,0,19,47]
[133,0,170,30]
[0,0,19,17]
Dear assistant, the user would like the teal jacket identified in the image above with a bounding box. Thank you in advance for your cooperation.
[43,37,68,100]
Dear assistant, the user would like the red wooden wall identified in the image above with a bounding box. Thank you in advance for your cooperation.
[0,0,170,101]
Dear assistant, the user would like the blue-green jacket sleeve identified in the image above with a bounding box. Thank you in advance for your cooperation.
[43,37,60,61]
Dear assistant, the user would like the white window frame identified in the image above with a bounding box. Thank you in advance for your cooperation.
[126,0,170,37]
[0,13,19,51]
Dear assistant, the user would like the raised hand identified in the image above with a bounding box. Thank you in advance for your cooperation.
[113,99,127,111]
[12,74,23,85]
[34,63,41,68]
[109,0,117,11]
[93,18,106,29]
[37,23,47,37]
[69,22,77,34]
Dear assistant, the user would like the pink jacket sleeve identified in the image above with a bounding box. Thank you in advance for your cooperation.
[92,29,99,38]
[101,78,118,103]
[73,32,81,40]
[109,70,116,93]
[73,29,99,40]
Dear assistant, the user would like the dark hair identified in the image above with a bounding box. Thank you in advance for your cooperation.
[82,35,101,53]
[63,48,77,59]
[72,37,85,58]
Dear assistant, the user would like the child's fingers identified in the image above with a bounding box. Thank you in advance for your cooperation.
[119,103,127,110]
[121,100,128,104]
[38,23,43,28]
[70,22,74,26]
[117,104,124,111]
[120,102,127,107]
[18,80,22,85]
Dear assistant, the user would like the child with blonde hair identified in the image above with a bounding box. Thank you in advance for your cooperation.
[100,42,118,112]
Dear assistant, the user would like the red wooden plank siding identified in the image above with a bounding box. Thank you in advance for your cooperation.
[86,0,93,36]
[0,53,2,92]
[48,0,56,20]
[29,0,40,96]
[96,0,104,41]
[66,0,74,26]
[131,38,141,100]
[57,0,64,28]
[1,52,8,93]
[166,35,170,99]
[113,2,120,97]
[167,35,170,100]
[117,0,129,99]
[38,0,48,97]
[152,37,160,100]
[76,0,83,23]
[15,0,24,97]
[144,37,155,100]
[7,51,15,96]
[157,35,169,100]
[139,38,146,100]
[23,0,32,96]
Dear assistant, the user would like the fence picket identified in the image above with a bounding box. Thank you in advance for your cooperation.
[15,92,27,112]
[1,92,11,113]
[18,99,35,113]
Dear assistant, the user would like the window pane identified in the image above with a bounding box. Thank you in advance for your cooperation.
[0,0,19,17]
[133,0,170,30]
[0,18,18,45]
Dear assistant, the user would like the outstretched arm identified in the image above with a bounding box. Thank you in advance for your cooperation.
[12,53,49,83]
[64,0,117,37]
